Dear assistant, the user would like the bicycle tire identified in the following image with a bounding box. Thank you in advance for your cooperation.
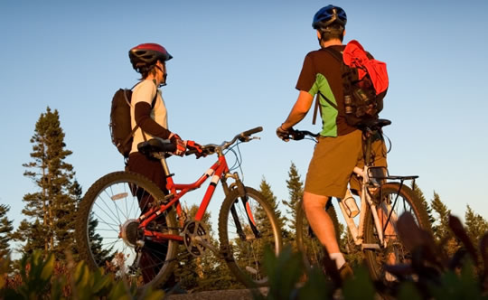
[218,187,283,287]
[363,182,432,283]
[295,199,340,275]
[75,171,179,289]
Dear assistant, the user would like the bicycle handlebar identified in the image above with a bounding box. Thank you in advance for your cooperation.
[186,126,263,156]
[288,129,318,141]
[241,126,263,139]
[285,119,392,142]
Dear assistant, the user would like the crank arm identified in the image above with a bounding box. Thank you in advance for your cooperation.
[192,236,223,259]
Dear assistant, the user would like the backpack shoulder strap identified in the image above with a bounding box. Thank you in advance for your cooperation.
[130,81,158,108]
[151,91,158,108]
[322,47,343,63]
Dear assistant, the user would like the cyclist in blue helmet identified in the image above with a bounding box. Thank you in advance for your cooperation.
[277,5,387,280]
[312,4,347,42]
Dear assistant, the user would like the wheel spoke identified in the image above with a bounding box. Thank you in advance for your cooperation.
[76,172,179,290]
[364,183,431,284]
[219,188,282,287]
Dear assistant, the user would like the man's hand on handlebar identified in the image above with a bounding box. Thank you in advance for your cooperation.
[277,126,318,142]
[276,125,293,142]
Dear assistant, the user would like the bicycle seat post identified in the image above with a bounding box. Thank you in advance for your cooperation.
[363,132,374,167]
[160,157,174,178]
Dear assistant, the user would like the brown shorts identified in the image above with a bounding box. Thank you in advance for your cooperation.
[304,130,363,198]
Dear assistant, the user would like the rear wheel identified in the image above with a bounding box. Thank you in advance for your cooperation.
[296,199,340,275]
[75,171,179,289]
[363,182,431,283]
[218,187,282,287]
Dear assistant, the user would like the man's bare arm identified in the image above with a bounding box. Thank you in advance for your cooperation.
[281,91,314,130]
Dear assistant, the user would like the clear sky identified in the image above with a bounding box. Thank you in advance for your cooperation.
[1,0,488,252]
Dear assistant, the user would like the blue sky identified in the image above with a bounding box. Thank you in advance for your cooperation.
[1,0,488,250]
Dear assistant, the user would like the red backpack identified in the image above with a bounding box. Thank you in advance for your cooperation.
[313,40,389,127]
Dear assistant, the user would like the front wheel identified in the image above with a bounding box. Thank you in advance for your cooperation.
[218,187,282,287]
[363,182,432,283]
[75,171,179,290]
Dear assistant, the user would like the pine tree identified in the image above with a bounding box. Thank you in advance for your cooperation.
[282,162,303,237]
[0,204,14,258]
[14,107,77,258]
[430,191,451,242]
[12,219,47,255]
[430,191,458,255]
[412,184,435,225]
[464,205,488,250]
[259,177,287,240]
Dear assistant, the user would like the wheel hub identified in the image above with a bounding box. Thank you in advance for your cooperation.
[120,219,140,247]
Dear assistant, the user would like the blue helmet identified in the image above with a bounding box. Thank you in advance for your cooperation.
[312,5,347,30]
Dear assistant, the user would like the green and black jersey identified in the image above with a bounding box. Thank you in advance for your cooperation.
[296,45,357,137]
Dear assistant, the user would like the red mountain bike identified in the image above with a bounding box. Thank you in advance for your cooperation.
[75,127,282,289]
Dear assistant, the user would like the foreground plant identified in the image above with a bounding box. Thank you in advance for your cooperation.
[0,251,164,299]
[260,213,488,300]
[384,213,488,299]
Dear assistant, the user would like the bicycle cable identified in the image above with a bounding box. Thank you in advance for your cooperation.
[305,136,318,143]
[382,132,393,154]
[224,141,245,182]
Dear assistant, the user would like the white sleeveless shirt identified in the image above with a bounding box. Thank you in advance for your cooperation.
[130,80,168,154]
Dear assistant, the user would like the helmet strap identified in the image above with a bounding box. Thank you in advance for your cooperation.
[154,64,168,87]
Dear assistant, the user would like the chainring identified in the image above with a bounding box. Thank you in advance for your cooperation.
[183,221,210,257]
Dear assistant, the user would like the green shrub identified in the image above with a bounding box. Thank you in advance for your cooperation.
[0,251,164,299]
[261,213,488,300]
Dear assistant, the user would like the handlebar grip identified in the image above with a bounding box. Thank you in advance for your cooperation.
[241,126,263,137]
[185,149,198,156]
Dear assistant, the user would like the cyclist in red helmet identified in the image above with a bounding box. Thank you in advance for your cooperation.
[276,5,388,279]
[127,43,183,193]
[127,42,198,288]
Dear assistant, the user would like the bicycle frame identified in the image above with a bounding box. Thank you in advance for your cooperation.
[335,134,417,250]
[135,146,250,247]
[336,164,383,248]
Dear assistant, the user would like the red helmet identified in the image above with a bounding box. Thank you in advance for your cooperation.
[129,43,173,70]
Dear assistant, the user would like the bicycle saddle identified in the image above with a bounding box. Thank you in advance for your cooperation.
[357,119,392,131]
[138,138,176,155]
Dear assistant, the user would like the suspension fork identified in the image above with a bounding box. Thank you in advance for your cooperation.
[222,172,260,240]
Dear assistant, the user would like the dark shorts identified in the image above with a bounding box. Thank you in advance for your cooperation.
[127,152,168,210]
[127,152,167,191]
